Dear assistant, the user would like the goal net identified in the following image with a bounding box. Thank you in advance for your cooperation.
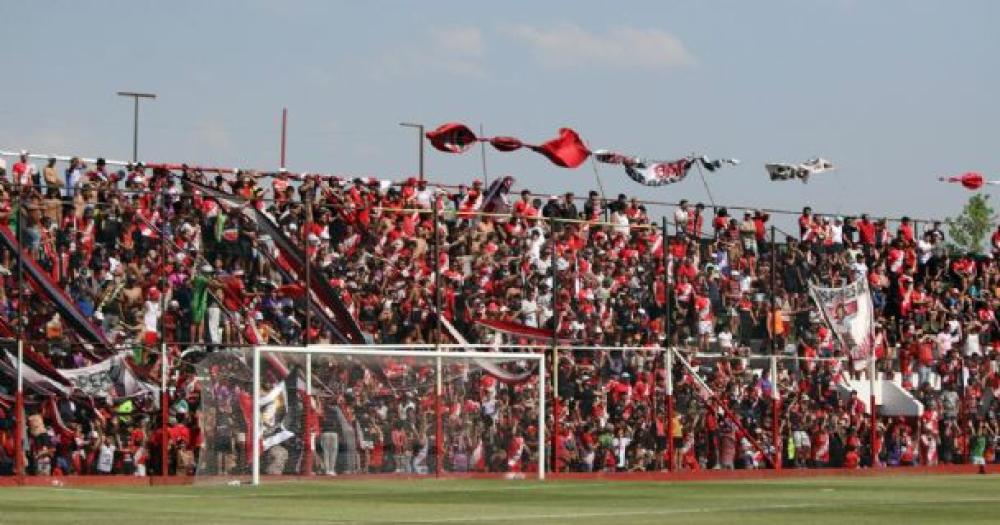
[195,345,545,485]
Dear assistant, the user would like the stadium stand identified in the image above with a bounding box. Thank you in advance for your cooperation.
[0,151,997,480]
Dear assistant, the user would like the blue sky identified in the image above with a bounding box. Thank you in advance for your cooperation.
[2,0,997,229]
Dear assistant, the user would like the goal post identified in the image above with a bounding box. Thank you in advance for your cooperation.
[250,345,545,485]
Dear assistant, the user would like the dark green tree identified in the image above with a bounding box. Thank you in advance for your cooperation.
[946,193,995,254]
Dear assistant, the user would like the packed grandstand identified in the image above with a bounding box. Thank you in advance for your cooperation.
[0,148,997,480]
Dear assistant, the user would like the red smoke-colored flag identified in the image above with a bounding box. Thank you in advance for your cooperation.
[939,172,998,190]
[426,123,478,154]
[530,128,591,168]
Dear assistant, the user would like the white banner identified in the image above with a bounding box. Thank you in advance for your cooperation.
[808,278,874,367]
[58,353,156,399]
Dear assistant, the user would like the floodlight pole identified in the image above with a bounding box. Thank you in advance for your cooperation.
[117,91,156,162]
[399,123,425,183]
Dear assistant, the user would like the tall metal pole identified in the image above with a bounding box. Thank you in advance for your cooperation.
[771,355,781,471]
[304,185,312,345]
[159,178,170,479]
[133,97,139,162]
[14,188,24,479]
[769,226,781,471]
[15,339,23,481]
[399,123,425,183]
[549,216,559,474]
[662,217,674,471]
[117,92,156,162]
[433,198,443,477]
[280,108,288,170]
[666,348,674,472]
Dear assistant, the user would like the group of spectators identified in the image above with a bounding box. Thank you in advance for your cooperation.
[0,147,999,479]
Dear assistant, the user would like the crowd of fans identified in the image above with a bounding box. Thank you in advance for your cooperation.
[0,148,999,479]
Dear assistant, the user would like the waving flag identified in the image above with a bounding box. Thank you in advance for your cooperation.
[427,123,591,168]
[697,156,741,172]
[766,158,835,183]
[594,150,695,186]
[938,172,1000,190]
[529,128,591,168]
[425,123,478,154]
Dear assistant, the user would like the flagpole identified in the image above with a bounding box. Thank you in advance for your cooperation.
[590,159,608,213]
[694,159,717,209]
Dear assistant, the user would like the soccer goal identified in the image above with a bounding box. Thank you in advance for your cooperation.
[236,345,546,485]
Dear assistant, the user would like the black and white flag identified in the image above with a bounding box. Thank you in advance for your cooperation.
[766,158,835,183]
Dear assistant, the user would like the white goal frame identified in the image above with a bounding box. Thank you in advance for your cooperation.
[252,345,547,485]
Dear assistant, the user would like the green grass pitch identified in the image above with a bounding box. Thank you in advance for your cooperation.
[0,475,998,524]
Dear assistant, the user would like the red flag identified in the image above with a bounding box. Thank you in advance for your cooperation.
[425,123,478,154]
[940,172,984,190]
[489,136,523,152]
[530,128,591,168]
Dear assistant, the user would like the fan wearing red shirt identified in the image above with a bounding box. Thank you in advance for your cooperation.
[856,214,876,246]
[512,189,537,218]
[897,217,914,244]
[753,210,770,243]
[798,207,814,242]
[686,203,705,238]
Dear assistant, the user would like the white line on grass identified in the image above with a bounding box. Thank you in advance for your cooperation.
[373,497,1000,524]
